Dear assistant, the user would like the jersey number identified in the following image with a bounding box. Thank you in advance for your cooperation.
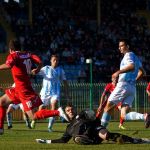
[26,101,32,108]
[23,59,32,74]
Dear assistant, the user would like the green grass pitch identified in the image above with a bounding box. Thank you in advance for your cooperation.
[0,121,150,150]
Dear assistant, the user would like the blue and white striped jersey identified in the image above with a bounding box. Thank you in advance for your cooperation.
[38,65,66,97]
[118,52,142,83]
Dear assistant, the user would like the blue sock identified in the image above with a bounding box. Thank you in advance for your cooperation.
[101,112,111,127]
[7,112,12,126]
[48,117,55,129]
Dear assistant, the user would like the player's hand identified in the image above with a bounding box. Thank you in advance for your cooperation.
[36,139,51,144]
[31,68,40,75]
[112,70,120,80]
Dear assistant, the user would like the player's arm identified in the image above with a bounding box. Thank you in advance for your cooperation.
[98,91,107,110]
[0,63,11,70]
[31,54,43,75]
[112,63,134,79]
[51,133,72,143]
[36,132,72,144]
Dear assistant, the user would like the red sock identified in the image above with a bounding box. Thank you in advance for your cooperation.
[120,116,125,125]
[0,106,6,129]
[34,109,59,120]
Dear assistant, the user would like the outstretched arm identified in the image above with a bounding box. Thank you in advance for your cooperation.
[36,132,72,144]
[31,54,43,75]
[0,64,11,70]
[112,63,134,80]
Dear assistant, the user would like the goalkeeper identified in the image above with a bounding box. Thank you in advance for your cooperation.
[36,104,150,145]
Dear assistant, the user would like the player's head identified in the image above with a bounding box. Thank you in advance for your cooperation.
[118,38,130,54]
[9,39,21,53]
[50,54,59,68]
[65,103,77,121]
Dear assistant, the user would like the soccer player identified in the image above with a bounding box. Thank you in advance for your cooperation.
[33,54,69,132]
[36,104,150,145]
[96,76,150,129]
[96,77,117,118]
[0,39,68,134]
[100,38,145,128]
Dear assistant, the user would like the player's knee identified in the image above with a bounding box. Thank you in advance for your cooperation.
[98,128,108,140]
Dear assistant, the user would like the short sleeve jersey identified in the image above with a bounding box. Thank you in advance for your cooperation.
[118,52,142,83]
[39,65,66,96]
[6,51,42,90]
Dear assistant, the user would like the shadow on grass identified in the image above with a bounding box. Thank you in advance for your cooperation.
[8,129,64,133]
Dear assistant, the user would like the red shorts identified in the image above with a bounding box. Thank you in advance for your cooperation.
[5,87,20,104]
[5,87,42,112]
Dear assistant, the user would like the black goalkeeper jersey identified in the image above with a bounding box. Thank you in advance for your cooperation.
[51,110,104,144]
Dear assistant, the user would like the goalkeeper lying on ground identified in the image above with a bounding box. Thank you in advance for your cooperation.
[36,103,150,144]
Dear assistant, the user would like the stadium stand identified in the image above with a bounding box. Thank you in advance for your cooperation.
[0,0,150,82]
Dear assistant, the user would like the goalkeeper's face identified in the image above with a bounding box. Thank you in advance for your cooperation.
[65,106,76,120]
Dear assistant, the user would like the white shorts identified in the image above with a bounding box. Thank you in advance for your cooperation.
[9,103,24,111]
[40,95,60,106]
[108,82,136,107]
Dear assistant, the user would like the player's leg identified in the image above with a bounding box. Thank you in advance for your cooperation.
[23,112,32,129]
[101,101,115,127]
[124,112,150,128]
[0,94,12,134]
[19,104,31,129]
[48,99,58,132]
[30,95,49,129]
[119,105,130,129]
[101,84,123,127]
[22,96,68,128]
[48,96,59,132]
[118,89,135,129]
[6,104,15,129]
[98,128,133,143]
[98,127,142,144]
[26,107,68,121]
[106,131,143,144]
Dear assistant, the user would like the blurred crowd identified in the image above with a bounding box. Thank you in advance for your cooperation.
[0,0,150,82]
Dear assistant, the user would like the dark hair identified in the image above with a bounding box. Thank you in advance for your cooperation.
[9,39,21,51]
[119,38,130,46]
[50,54,59,60]
[51,54,59,58]
[66,102,74,108]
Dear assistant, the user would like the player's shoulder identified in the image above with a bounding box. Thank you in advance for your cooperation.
[12,51,31,58]
[41,65,51,70]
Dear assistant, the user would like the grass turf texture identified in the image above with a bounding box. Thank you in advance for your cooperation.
[0,121,150,150]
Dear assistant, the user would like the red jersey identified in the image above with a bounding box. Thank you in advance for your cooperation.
[5,51,41,90]
[103,82,115,96]
[96,82,116,118]
[5,51,42,111]
[146,82,150,91]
